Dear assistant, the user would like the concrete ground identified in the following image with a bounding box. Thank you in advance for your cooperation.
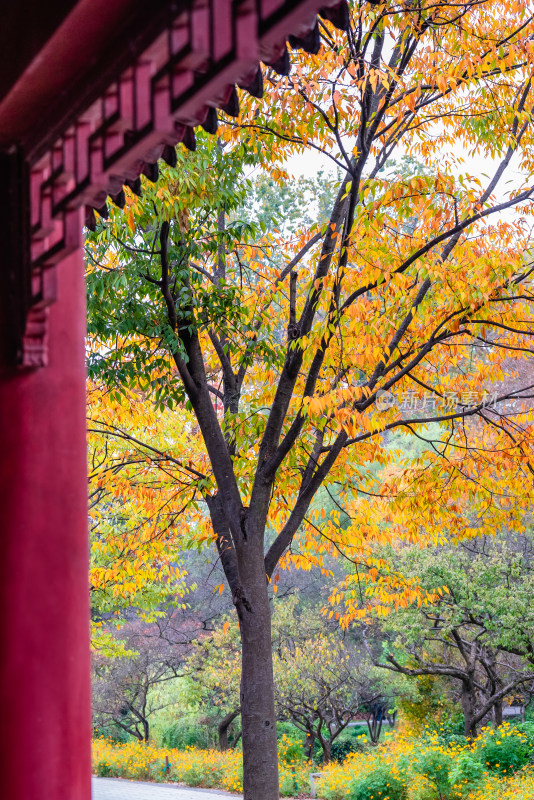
[92,777,242,800]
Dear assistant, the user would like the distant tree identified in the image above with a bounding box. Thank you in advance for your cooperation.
[92,611,198,742]
[274,633,376,761]
[368,533,534,736]
[239,169,338,236]
[186,615,242,751]
[362,698,398,745]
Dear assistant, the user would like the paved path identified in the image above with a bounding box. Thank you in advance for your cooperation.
[92,777,241,800]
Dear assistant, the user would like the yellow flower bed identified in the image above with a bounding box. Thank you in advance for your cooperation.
[93,738,242,792]
[316,725,534,800]
[93,737,311,795]
[471,769,534,800]
[312,761,534,800]
[93,723,534,799]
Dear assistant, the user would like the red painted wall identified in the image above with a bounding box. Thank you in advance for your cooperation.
[0,241,91,799]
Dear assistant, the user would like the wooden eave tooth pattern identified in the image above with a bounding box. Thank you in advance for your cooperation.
[22,0,348,368]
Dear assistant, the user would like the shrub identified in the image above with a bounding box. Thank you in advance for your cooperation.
[413,749,453,797]
[443,734,467,747]
[95,760,115,777]
[161,720,212,750]
[180,765,205,786]
[92,738,243,791]
[280,769,300,797]
[515,722,534,753]
[277,720,305,740]
[93,723,130,744]
[449,752,484,790]
[476,725,530,776]
[278,734,305,764]
[93,726,534,799]
[349,764,407,800]
[331,738,365,762]
[524,702,534,723]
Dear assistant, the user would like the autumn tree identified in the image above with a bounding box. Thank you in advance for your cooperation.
[87,2,534,797]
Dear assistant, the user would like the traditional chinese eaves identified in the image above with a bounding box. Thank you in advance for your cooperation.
[0,0,349,370]
[0,0,349,367]
[83,0,350,231]
[7,0,349,271]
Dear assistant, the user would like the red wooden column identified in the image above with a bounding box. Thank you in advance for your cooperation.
[0,234,92,798]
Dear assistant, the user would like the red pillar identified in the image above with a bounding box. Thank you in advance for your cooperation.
[0,244,92,799]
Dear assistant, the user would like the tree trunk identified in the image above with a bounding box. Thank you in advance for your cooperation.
[218,708,241,751]
[492,699,503,728]
[367,705,384,744]
[238,547,279,800]
[321,739,332,763]
[460,683,478,738]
